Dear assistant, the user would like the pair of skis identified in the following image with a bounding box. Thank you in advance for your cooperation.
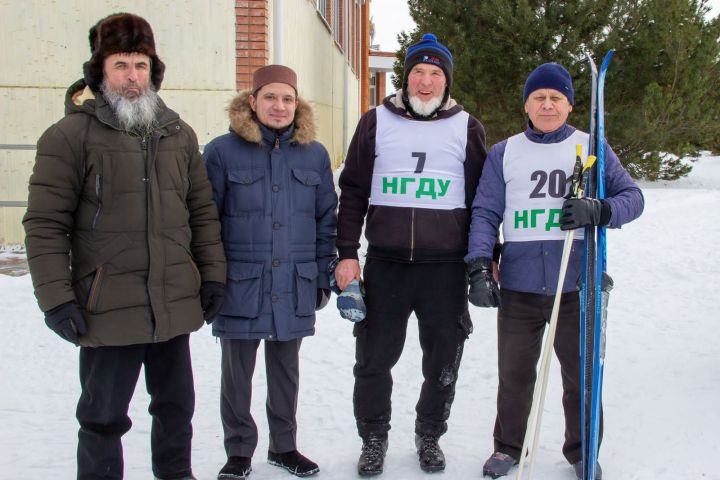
[514,49,614,480]
[580,49,615,480]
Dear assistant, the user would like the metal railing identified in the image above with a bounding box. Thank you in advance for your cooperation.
[1,143,209,208]
[1,144,34,208]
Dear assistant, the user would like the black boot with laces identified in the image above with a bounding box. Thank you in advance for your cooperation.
[415,434,445,473]
[357,434,389,476]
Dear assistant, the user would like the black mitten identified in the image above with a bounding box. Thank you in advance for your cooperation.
[467,257,501,308]
[200,281,225,323]
[44,301,87,344]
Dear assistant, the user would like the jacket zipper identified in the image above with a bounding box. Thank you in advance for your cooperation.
[274,136,280,149]
[92,174,103,231]
[410,208,416,261]
[141,135,159,342]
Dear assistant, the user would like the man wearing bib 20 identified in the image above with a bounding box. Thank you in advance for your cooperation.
[334,34,487,476]
[466,63,644,479]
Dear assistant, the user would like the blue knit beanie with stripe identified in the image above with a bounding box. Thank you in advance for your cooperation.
[403,33,453,89]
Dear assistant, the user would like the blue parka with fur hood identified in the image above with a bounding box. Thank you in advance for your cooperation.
[203,91,338,341]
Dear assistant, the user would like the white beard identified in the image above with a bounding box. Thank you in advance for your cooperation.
[408,94,443,117]
[101,79,160,134]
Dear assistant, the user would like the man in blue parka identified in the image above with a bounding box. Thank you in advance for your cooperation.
[465,63,644,480]
[203,65,337,479]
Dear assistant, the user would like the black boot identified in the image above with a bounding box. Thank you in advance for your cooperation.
[267,450,319,477]
[482,451,517,479]
[357,435,388,476]
[218,456,252,479]
[415,434,445,473]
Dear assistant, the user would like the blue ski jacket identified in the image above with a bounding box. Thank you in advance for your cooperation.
[466,123,644,295]
[204,91,338,341]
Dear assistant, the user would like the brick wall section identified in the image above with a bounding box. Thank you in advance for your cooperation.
[236,0,269,91]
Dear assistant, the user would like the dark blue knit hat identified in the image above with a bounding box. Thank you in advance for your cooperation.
[523,63,574,105]
[403,33,453,88]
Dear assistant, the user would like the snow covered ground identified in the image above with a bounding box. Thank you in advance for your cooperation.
[1,155,719,480]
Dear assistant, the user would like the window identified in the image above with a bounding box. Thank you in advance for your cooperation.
[316,0,328,21]
[333,0,342,46]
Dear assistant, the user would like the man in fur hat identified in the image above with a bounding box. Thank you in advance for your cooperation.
[203,64,337,479]
[334,33,487,475]
[23,13,226,480]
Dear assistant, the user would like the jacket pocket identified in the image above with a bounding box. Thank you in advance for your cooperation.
[85,265,106,313]
[294,261,318,317]
[227,168,265,214]
[221,262,264,318]
[291,168,321,215]
[187,254,202,292]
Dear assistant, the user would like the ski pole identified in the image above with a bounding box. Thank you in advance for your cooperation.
[516,147,596,480]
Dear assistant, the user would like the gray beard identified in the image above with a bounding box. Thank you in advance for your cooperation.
[408,94,443,117]
[101,79,160,134]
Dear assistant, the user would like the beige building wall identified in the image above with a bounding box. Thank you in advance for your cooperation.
[0,0,363,246]
[271,0,361,168]
[0,0,237,246]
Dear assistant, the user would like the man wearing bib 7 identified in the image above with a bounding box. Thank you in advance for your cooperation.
[334,33,487,476]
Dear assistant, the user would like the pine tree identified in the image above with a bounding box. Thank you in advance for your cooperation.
[393,0,720,179]
[601,0,720,179]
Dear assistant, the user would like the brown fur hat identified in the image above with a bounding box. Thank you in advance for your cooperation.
[82,13,166,92]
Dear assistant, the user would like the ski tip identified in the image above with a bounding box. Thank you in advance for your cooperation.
[601,49,615,69]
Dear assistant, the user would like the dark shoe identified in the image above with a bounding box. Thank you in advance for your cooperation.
[155,476,197,480]
[268,450,319,477]
[482,451,518,479]
[572,461,603,480]
[218,456,252,479]
[357,435,388,476]
[414,434,445,472]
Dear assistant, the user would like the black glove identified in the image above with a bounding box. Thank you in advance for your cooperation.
[467,257,501,308]
[316,288,331,311]
[200,281,225,323]
[560,198,611,231]
[44,301,87,345]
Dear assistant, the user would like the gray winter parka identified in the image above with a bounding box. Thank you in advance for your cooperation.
[23,79,227,347]
[203,91,338,341]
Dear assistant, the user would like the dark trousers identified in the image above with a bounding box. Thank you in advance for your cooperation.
[220,338,302,457]
[493,289,603,464]
[353,259,472,439]
[76,334,194,480]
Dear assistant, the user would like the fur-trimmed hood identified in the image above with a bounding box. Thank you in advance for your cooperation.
[228,90,316,145]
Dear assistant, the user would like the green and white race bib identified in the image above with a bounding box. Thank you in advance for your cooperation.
[370,105,468,210]
[502,129,589,241]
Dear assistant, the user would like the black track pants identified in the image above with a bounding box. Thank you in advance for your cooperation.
[353,258,472,439]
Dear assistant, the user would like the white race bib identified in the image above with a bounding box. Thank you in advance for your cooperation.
[370,105,468,210]
[502,130,589,241]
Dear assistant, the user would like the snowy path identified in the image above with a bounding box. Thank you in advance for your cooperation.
[1,157,718,479]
